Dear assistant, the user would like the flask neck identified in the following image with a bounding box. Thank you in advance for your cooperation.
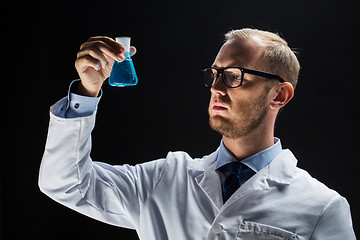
[124,52,131,59]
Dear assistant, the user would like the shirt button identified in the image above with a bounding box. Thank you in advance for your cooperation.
[74,103,80,109]
[212,224,223,234]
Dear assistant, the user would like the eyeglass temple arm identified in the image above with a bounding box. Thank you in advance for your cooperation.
[242,68,285,82]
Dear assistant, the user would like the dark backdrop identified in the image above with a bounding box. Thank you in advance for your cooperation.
[3,0,359,239]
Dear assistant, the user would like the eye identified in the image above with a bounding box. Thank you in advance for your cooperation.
[233,74,241,80]
[227,72,242,81]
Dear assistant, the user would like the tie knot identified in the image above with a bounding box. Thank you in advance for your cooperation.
[218,161,256,203]
[219,161,243,176]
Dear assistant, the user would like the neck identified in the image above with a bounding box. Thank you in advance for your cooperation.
[222,120,275,160]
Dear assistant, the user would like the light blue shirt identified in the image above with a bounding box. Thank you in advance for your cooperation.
[61,80,101,118]
[215,138,282,186]
[215,138,282,172]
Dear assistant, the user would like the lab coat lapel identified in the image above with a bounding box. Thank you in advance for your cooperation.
[187,149,298,210]
[187,150,223,210]
[266,149,298,185]
[223,149,298,208]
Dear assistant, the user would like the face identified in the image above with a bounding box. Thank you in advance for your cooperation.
[208,39,272,139]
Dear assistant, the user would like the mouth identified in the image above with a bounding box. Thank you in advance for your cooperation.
[212,102,228,111]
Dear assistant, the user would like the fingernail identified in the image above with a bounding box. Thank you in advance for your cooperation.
[96,62,101,70]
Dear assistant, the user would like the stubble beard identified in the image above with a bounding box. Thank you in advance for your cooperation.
[209,92,269,139]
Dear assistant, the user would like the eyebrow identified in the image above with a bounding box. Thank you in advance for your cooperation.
[211,65,244,69]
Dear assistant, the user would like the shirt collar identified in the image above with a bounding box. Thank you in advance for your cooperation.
[215,137,283,173]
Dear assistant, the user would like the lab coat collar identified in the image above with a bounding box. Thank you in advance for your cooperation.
[187,149,298,210]
[223,149,298,208]
[266,149,298,185]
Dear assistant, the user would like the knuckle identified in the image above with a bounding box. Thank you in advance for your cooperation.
[79,41,91,50]
[77,49,85,58]
[87,36,97,41]
[87,47,96,55]
[79,45,101,58]
[77,55,91,65]
[82,55,93,62]
[87,36,108,43]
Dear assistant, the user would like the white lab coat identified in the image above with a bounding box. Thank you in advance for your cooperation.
[39,98,356,240]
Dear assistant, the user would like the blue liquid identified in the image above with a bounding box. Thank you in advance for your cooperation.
[109,58,138,87]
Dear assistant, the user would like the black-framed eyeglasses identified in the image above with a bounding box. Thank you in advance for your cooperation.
[203,66,285,88]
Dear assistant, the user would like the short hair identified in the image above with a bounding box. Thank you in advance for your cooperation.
[225,28,300,89]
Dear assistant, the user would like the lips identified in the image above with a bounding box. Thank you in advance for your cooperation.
[212,102,228,111]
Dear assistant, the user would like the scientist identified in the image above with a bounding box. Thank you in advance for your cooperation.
[39,28,356,239]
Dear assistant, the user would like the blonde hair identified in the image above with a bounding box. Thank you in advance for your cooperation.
[225,28,300,89]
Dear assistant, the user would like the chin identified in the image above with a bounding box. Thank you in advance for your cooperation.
[209,114,226,125]
[209,115,231,133]
[209,114,253,139]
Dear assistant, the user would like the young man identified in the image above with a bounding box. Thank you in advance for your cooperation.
[39,28,356,239]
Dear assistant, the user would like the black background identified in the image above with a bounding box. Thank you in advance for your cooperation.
[3,0,359,239]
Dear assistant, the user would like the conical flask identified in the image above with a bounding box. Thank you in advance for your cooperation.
[109,37,138,87]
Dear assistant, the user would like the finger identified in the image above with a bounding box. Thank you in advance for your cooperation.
[77,46,109,69]
[87,36,126,54]
[96,36,126,52]
[75,55,101,73]
[80,40,124,62]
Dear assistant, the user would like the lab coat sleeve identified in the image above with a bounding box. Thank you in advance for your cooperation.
[38,97,167,229]
[309,196,356,240]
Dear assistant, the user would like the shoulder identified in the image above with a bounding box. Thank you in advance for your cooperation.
[277,150,345,210]
[294,167,340,198]
[290,165,347,215]
[296,168,356,239]
[276,150,343,202]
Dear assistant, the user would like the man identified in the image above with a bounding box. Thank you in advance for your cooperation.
[39,28,356,239]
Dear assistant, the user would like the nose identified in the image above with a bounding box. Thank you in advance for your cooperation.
[210,74,227,96]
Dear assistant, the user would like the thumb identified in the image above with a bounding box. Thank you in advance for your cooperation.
[130,46,137,57]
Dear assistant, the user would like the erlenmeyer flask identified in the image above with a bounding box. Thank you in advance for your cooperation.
[109,37,138,87]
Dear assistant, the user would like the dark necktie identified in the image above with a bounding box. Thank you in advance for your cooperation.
[218,162,255,203]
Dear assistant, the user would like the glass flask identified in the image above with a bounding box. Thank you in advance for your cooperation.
[109,37,138,87]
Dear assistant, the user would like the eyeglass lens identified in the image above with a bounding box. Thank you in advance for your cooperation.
[204,68,243,88]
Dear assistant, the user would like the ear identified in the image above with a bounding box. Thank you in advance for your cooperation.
[269,82,294,110]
